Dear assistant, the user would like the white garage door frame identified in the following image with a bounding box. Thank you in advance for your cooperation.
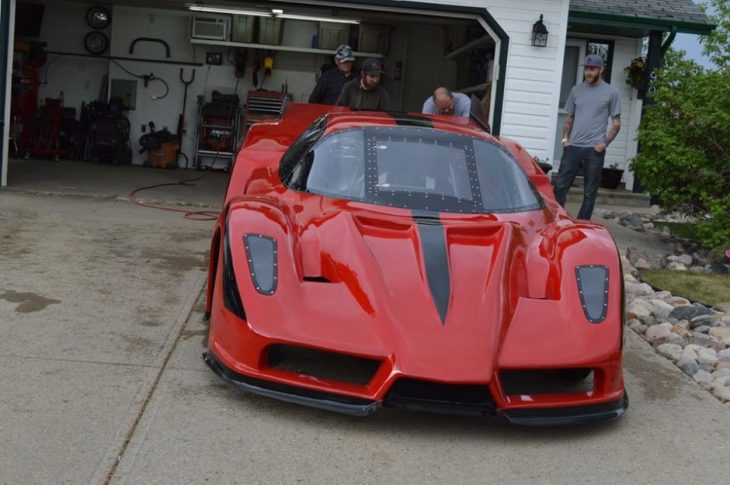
[270,0,509,134]
[1,0,16,188]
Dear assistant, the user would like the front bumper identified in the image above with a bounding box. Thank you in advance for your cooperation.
[203,351,380,416]
[204,351,628,425]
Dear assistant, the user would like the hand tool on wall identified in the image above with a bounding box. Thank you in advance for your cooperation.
[177,67,196,168]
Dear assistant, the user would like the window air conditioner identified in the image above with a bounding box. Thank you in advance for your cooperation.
[191,15,231,41]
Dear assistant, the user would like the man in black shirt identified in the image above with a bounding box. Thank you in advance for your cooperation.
[308,44,355,105]
[336,58,389,111]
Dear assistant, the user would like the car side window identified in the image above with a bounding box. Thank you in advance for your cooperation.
[304,130,365,198]
[280,116,327,185]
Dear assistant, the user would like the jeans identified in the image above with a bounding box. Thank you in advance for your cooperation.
[553,145,605,220]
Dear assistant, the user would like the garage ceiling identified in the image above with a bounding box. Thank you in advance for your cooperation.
[65,0,477,26]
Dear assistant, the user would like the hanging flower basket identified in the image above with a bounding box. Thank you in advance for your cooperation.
[624,57,647,90]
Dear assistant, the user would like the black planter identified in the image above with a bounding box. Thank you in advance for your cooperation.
[601,168,624,189]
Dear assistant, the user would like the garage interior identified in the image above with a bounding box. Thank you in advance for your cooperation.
[7,0,498,179]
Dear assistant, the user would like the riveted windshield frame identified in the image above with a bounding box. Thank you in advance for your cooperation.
[282,125,544,214]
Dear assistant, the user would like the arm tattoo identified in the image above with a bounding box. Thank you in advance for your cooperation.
[562,114,574,139]
[606,116,621,145]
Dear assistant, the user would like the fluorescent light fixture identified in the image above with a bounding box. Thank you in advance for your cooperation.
[186,2,272,17]
[276,13,360,24]
[271,9,284,15]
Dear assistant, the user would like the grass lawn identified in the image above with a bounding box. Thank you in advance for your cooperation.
[652,221,699,241]
[639,269,730,306]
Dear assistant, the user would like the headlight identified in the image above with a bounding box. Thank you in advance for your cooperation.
[243,234,278,295]
[575,265,608,323]
[222,220,246,319]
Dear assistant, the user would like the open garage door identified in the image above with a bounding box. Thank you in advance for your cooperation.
[0,0,508,185]
[275,0,508,134]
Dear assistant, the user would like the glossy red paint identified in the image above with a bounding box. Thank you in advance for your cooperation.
[204,104,625,422]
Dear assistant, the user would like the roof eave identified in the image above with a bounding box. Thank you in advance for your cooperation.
[568,10,715,35]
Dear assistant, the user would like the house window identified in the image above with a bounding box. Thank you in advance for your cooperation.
[586,39,615,83]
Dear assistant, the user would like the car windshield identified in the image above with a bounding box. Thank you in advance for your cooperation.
[284,125,542,214]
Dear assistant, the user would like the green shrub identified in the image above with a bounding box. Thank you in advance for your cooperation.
[631,50,730,252]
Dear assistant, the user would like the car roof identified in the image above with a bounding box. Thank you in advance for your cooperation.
[242,103,495,151]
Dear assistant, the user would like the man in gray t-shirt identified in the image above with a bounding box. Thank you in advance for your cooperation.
[553,54,621,220]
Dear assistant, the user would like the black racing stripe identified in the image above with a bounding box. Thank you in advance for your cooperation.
[388,112,434,128]
[413,210,450,324]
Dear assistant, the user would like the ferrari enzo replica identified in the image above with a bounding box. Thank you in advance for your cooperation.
[203,103,627,425]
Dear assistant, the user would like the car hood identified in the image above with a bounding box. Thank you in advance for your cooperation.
[227,198,564,383]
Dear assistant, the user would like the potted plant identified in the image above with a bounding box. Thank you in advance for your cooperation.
[601,162,624,189]
[624,57,647,90]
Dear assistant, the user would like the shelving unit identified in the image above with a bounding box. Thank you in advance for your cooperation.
[190,38,384,58]
[192,96,243,171]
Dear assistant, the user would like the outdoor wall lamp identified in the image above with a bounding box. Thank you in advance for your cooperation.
[532,14,549,47]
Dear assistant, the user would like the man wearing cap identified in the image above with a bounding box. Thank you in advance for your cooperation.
[309,44,355,105]
[553,54,621,220]
[422,87,471,117]
[336,58,389,111]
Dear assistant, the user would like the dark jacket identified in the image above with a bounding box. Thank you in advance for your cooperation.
[336,79,389,111]
[308,67,353,105]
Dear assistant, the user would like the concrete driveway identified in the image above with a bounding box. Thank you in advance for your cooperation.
[1,186,729,485]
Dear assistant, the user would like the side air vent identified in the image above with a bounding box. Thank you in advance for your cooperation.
[266,345,380,386]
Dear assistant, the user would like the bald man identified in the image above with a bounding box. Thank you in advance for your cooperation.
[422,87,471,117]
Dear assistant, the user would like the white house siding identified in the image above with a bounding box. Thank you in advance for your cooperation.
[610,36,644,190]
[398,0,570,161]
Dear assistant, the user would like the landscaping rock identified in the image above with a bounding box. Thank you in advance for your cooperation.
[694,370,714,386]
[621,214,645,230]
[690,314,722,328]
[709,327,730,341]
[712,386,730,402]
[666,262,688,271]
[668,254,693,266]
[646,322,674,344]
[657,343,683,361]
[713,302,730,313]
[679,361,700,376]
[671,324,692,339]
[670,303,714,321]
[667,296,691,307]
[649,299,675,320]
[717,348,730,362]
[712,368,730,379]
[709,263,729,275]
[698,348,719,366]
[628,320,647,335]
[625,281,655,296]
[627,299,652,319]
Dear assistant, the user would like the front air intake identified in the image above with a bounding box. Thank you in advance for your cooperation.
[384,378,495,417]
[266,345,380,386]
[500,369,594,396]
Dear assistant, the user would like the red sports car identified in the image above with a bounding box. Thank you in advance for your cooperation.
[203,104,627,425]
